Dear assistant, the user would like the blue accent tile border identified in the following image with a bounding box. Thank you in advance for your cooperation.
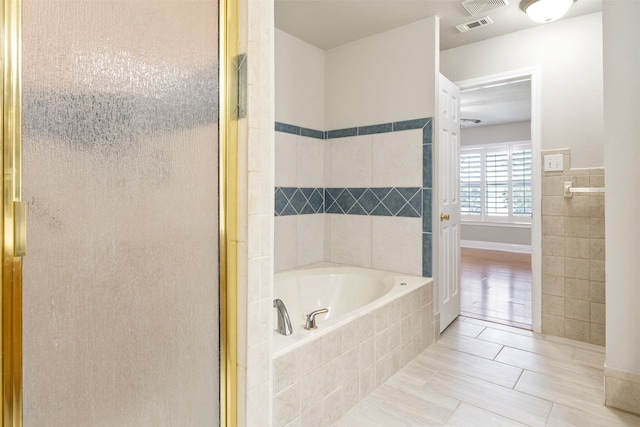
[359,123,393,135]
[275,117,431,140]
[274,117,433,278]
[275,122,325,140]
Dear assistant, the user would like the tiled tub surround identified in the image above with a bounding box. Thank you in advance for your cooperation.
[272,266,435,426]
[274,118,433,277]
[541,149,606,345]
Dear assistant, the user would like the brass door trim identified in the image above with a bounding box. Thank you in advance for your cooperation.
[219,0,238,425]
[1,0,23,425]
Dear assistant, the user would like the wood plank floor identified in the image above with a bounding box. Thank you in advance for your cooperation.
[335,317,640,427]
[460,248,532,329]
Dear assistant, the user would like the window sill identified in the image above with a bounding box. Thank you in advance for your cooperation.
[461,221,531,229]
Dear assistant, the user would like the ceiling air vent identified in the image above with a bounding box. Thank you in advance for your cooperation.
[456,16,494,32]
[461,0,509,16]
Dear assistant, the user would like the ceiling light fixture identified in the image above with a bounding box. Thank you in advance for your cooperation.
[519,0,575,23]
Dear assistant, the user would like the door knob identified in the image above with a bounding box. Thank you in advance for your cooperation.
[440,213,450,221]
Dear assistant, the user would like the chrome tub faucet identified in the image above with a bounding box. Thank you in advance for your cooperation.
[273,299,293,336]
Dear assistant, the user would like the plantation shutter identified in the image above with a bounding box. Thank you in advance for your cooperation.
[460,151,482,218]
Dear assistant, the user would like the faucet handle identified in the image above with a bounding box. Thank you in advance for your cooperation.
[305,308,329,330]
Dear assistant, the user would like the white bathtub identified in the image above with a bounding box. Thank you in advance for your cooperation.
[273,262,430,357]
[272,263,435,426]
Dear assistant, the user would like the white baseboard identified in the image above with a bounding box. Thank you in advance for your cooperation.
[461,240,532,254]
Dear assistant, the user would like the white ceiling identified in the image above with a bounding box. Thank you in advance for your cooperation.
[275,0,601,128]
[275,0,602,51]
[461,78,531,127]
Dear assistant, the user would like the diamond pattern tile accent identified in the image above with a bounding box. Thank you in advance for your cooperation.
[274,187,324,216]
[275,187,421,217]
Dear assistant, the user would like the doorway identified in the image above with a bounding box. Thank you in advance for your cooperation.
[456,72,541,331]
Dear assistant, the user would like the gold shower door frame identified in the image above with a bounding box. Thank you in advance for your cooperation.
[0,0,238,425]
[1,0,23,425]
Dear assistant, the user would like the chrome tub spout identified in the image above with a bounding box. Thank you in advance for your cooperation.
[273,299,293,336]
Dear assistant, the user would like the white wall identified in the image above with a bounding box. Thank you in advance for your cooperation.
[441,13,604,168]
[461,121,531,147]
[275,28,325,129]
[603,0,640,414]
[274,18,438,277]
[325,17,437,129]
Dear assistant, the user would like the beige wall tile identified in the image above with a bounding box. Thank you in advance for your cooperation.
[542,315,565,336]
[543,175,565,196]
[543,255,565,277]
[565,173,590,188]
[274,350,300,394]
[359,338,374,370]
[589,195,605,218]
[565,216,590,238]
[590,260,606,282]
[542,215,564,236]
[565,278,590,300]
[589,173,604,187]
[300,404,321,427]
[342,319,363,353]
[543,235,565,256]
[323,388,345,425]
[374,330,391,364]
[299,338,324,378]
[565,237,590,259]
[565,195,590,217]
[274,383,301,427]
[374,306,390,333]
[590,302,606,325]
[590,323,606,346]
[590,281,606,304]
[323,328,344,364]
[542,196,565,216]
[342,376,360,411]
[564,319,590,342]
[590,217,605,238]
[565,298,590,321]
[359,365,375,398]
[543,295,564,316]
[590,238,605,261]
[542,275,565,296]
[565,257,590,280]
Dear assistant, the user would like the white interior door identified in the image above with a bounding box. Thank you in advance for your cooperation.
[437,74,461,332]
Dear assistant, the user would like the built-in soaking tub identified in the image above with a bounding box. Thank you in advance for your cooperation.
[272,263,435,426]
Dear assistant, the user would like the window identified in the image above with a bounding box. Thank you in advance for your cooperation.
[460,142,532,224]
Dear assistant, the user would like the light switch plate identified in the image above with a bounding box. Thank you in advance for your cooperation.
[544,154,564,172]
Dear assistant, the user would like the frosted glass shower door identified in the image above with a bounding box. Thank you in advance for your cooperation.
[21,2,220,425]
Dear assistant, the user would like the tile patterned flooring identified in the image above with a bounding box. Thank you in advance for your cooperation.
[335,316,640,426]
